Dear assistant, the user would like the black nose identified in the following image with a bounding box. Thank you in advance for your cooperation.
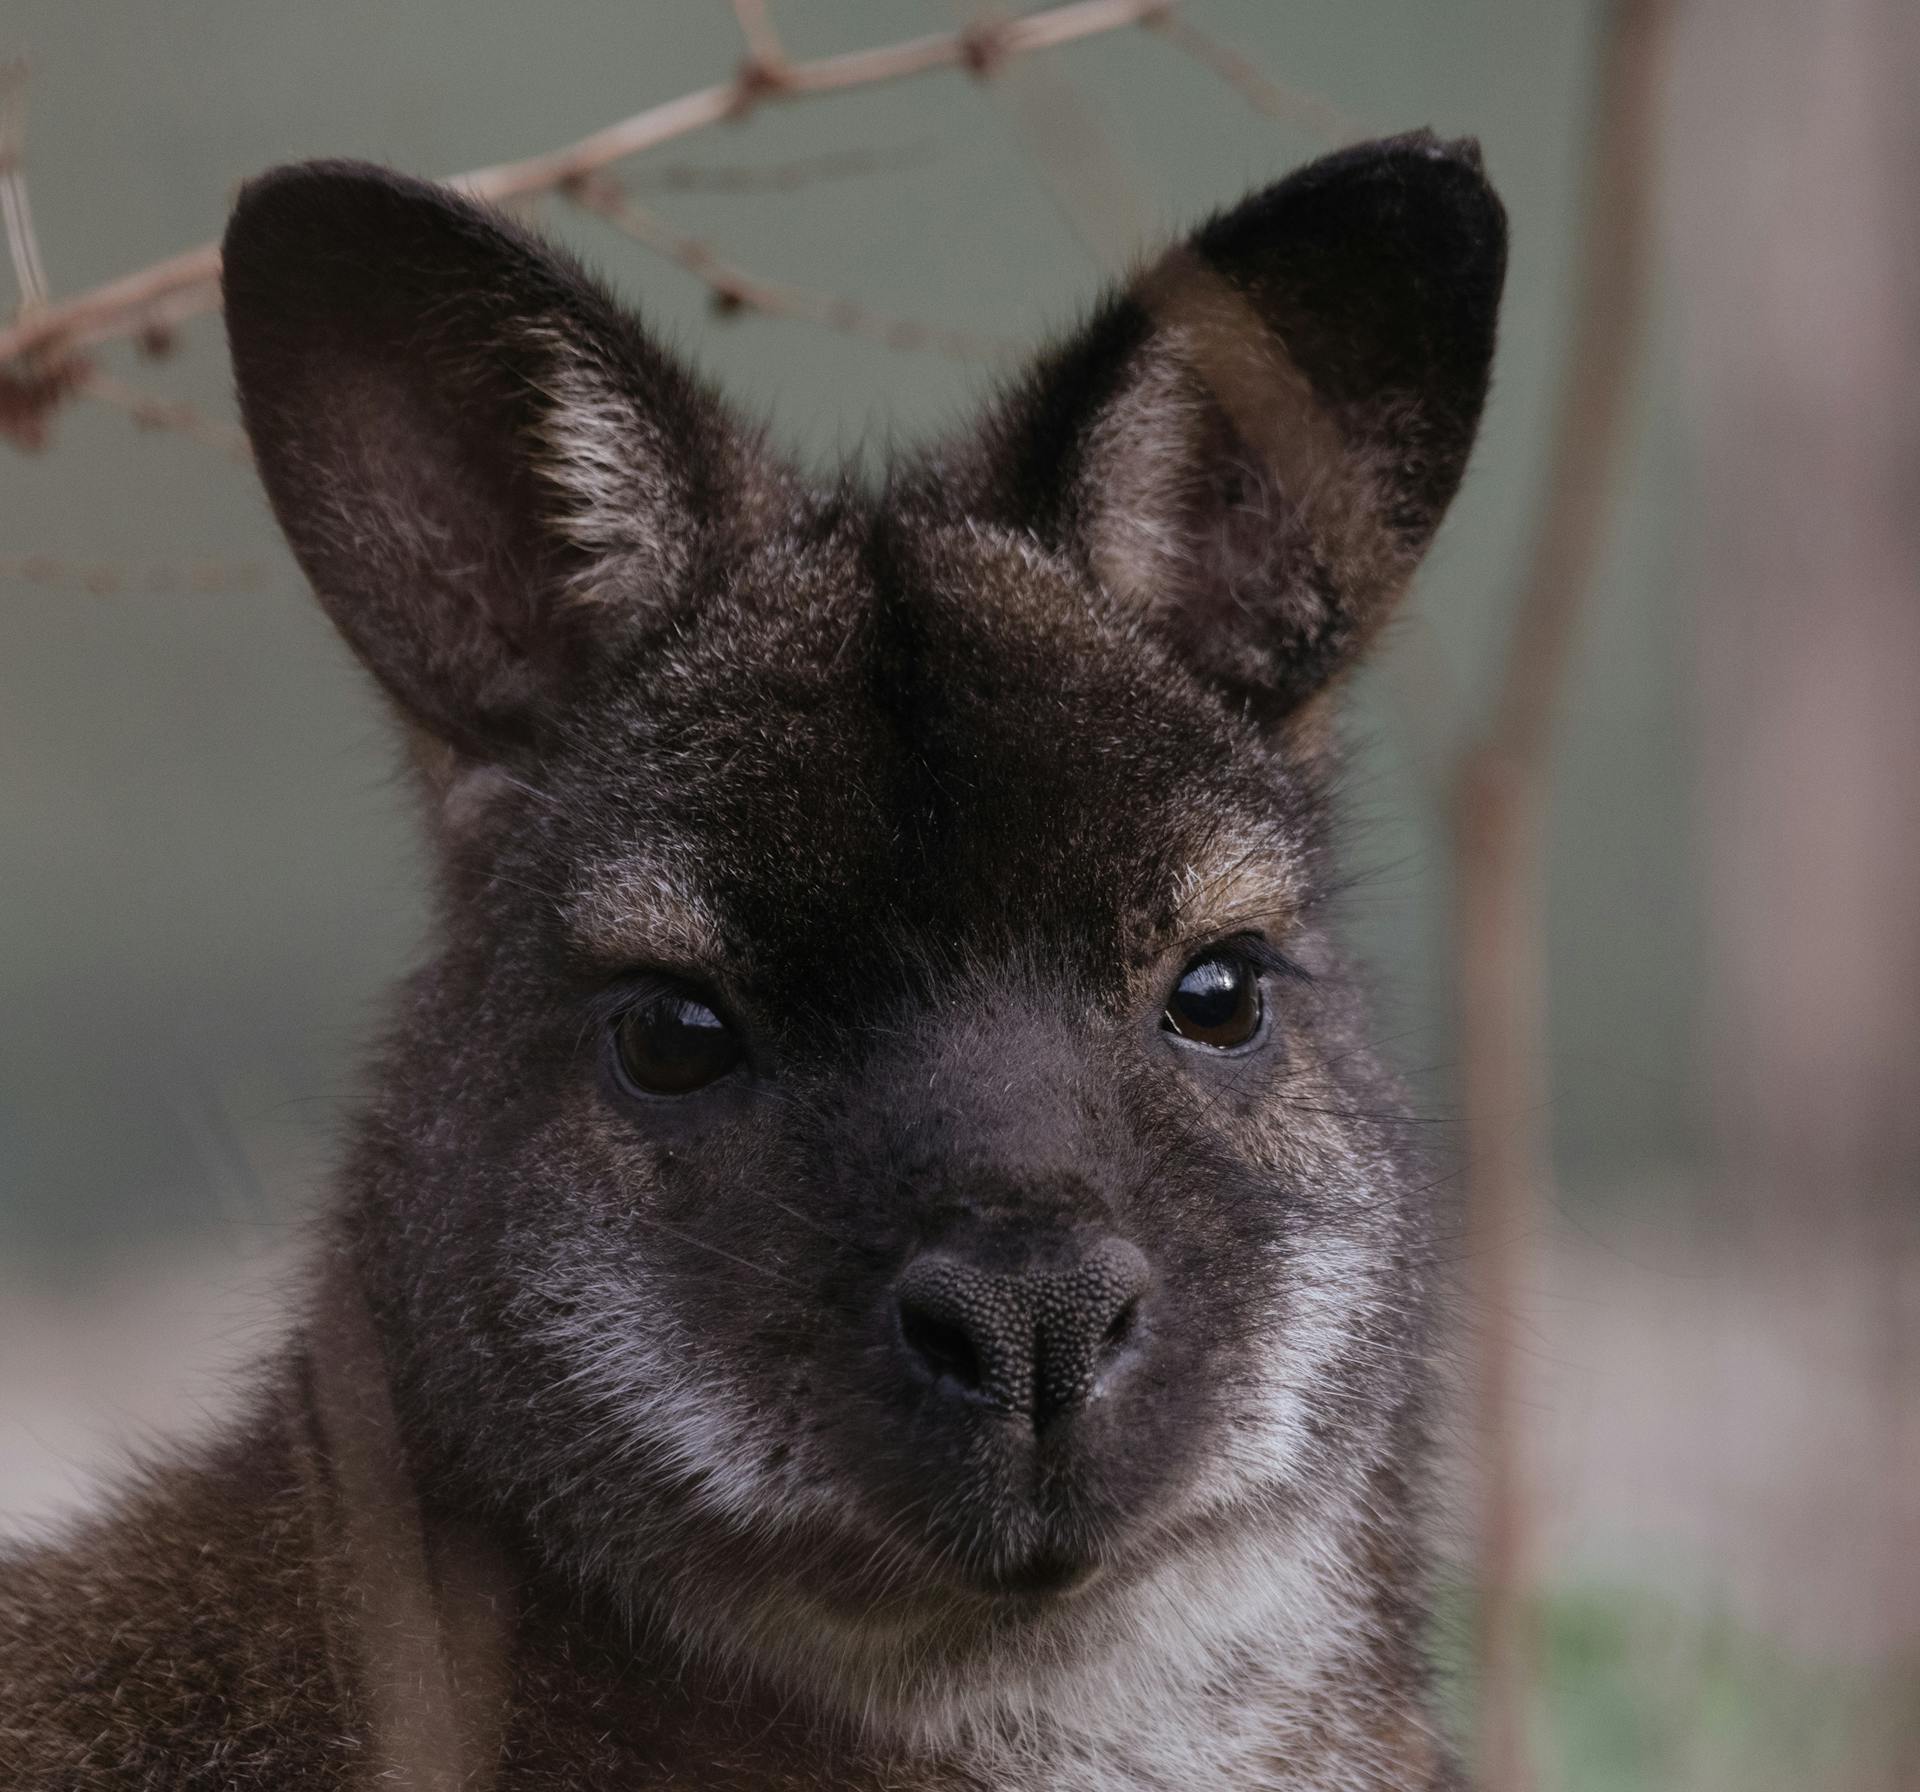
[894,1237,1150,1430]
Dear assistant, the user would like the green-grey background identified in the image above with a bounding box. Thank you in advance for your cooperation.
[1,0,1687,1271]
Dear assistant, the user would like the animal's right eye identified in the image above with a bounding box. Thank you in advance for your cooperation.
[611,990,743,1096]
[1163,947,1266,1051]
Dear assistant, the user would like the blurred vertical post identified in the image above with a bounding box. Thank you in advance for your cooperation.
[1457,2,1673,1786]
[1669,0,1920,1780]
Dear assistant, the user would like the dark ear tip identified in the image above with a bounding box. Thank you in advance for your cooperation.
[1192,129,1507,314]
[1303,129,1488,178]
[1381,130,1502,227]
[1292,129,1504,234]
[1377,128,1486,174]
[222,161,476,312]
[227,158,409,250]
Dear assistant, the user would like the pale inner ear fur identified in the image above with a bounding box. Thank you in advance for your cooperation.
[1080,252,1419,700]
[521,320,694,610]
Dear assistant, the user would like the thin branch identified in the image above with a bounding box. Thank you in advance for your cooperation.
[0,351,87,449]
[1380,614,1467,815]
[462,0,1166,181]
[0,0,1170,377]
[1140,10,1361,144]
[0,553,266,595]
[1453,3,1675,1789]
[0,238,218,370]
[728,0,789,78]
[306,1266,513,1791]
[0,58,51,313]
[565,173,1013,360]
[989,9,1156,274]
[76,369,253,464]
[629,141,940,196]
[1487,16,1671,771]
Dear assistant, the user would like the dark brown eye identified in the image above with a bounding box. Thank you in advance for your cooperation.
[612,991,742,1095]
[1163,950,1264,1050]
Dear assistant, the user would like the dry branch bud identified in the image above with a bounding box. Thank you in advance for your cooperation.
[0,354,90,451]
[726,55,793,119]
[960,19,1015,77]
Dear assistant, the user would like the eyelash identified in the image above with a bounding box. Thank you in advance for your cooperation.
[588,968,736,1030]
[589,972,724,1055]
[1196,933,1311,984]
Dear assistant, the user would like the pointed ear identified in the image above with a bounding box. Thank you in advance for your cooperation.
[969,132,1506,730]
[222,160,758,762]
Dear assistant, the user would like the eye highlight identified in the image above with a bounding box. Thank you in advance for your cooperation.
[1163,947,1266,1051]
[611,987,743,1096]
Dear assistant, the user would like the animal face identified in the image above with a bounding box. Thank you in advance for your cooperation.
[221,137,1503,1724]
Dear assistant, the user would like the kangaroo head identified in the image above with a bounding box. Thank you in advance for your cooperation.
[222,138,1503,1736]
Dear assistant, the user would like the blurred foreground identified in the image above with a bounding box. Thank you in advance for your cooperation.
[7,1203,1915,1788]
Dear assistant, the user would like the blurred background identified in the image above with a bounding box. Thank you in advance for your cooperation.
[1,2,1913,1785]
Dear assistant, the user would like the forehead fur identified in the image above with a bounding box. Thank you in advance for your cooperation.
[541,505,1318,995]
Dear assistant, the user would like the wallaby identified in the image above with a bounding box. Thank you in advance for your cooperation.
[0,132,1504,1789]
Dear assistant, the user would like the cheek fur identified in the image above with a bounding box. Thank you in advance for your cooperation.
[507,1109,854,1533]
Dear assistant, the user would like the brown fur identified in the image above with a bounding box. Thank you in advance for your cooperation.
[1,135,1504,1788]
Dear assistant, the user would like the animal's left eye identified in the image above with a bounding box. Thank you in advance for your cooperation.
[1163,949,1265,1050]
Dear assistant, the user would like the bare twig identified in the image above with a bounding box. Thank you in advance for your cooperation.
[76,369,253,463]
[462,0,1165,180]
[1140,10,1361,144]
[989,11,1156,273]
[1381,615,1467,813]
[306,1267,512,1792]
[0,553,266,594]
[0,238,218,372]
[629,141,940,195]
[566,172,1013,360]
[0,0,1170,380]
[729,0,789,80]
[0,351,88,449]
[1454,2,1675,1788]
[0,58,51,313]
